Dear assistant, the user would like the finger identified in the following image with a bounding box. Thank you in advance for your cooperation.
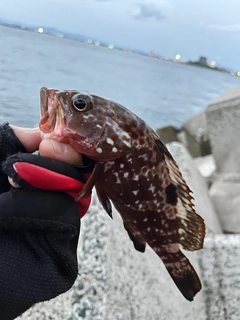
[10,126,41,153]
[8,177,21,188]
[39,139,83,166]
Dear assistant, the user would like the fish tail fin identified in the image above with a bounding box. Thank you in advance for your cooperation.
[159,248,201,301]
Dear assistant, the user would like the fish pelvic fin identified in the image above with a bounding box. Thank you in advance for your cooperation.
[159,247,201,301]
[95,184,113,219]
[75,162,104,201]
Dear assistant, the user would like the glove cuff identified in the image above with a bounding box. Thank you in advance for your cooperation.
[0,123,27,163]
[0,123,28,193]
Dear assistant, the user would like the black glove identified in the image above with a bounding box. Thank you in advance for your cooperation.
[0,123,94,320]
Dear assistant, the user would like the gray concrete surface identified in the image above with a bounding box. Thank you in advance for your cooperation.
[156,125,179,144]
[199,234,240,320]
[167,142,222,234]
[193,155,216,179]
[17,288,72,319]
[181,112,211,158]
[209,173,240,232]
[206,86,240,172]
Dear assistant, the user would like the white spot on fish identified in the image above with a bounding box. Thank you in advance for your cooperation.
[133,175,139,181]
[107,138,114,145]
[122,140,131,147]
[181,220,188,227]
[96,148,102,153]
[149,184,155,193]
[139,154,148,161]
[143,218,148,222]
[120,164,124,168]
[124,172,129,178]
[96,124,102,129]
[178,228,185,235]
[112,147,118,153]
[133,190,139,196]
[147,228,151,232]
[165,243,179,253]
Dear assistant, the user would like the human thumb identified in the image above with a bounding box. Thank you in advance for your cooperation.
[39,139,83,166]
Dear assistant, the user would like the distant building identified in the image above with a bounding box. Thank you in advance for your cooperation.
[198,56,207,66]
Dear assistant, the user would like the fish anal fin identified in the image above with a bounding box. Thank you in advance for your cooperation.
[75,162,104,201]
[123,222,146,253]
[95,183,113,219]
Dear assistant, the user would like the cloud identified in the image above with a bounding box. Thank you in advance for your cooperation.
[201,22,240,32]
[133,3,165,21]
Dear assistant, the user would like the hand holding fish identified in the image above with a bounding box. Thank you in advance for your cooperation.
[0,122,92,319]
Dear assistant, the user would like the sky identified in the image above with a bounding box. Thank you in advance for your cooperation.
[1,0,240,70]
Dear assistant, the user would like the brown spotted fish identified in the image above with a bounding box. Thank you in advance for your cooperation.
[39,87,205,301]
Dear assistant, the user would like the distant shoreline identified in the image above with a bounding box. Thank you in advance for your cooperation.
[0,21,237,76]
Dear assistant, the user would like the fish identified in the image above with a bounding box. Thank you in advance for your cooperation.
[39,87,205,301]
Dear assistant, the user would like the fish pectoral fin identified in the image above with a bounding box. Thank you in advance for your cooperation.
[157,246,201,301]
[75,162,105,201]
[124,222,146,253]
[95,184,113,219]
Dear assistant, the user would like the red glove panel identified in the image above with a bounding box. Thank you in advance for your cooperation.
[4,154,94,218]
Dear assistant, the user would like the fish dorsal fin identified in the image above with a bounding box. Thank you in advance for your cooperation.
[154,135,206,251]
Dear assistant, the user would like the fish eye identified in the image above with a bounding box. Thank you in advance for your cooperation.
[73,99,88,111]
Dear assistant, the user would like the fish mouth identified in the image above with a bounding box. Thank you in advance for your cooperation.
[39,87,66,138]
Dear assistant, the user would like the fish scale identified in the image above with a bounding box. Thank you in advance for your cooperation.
[39,87,205,301]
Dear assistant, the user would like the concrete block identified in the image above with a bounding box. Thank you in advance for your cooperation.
[209,173,240,232]
[156,125,178,144]
[167,142,222,234]
[199,234,240,320]
[193,154,217,187]
[193,155,216,179]
[205,86,240,172]
[181,112,211,158]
